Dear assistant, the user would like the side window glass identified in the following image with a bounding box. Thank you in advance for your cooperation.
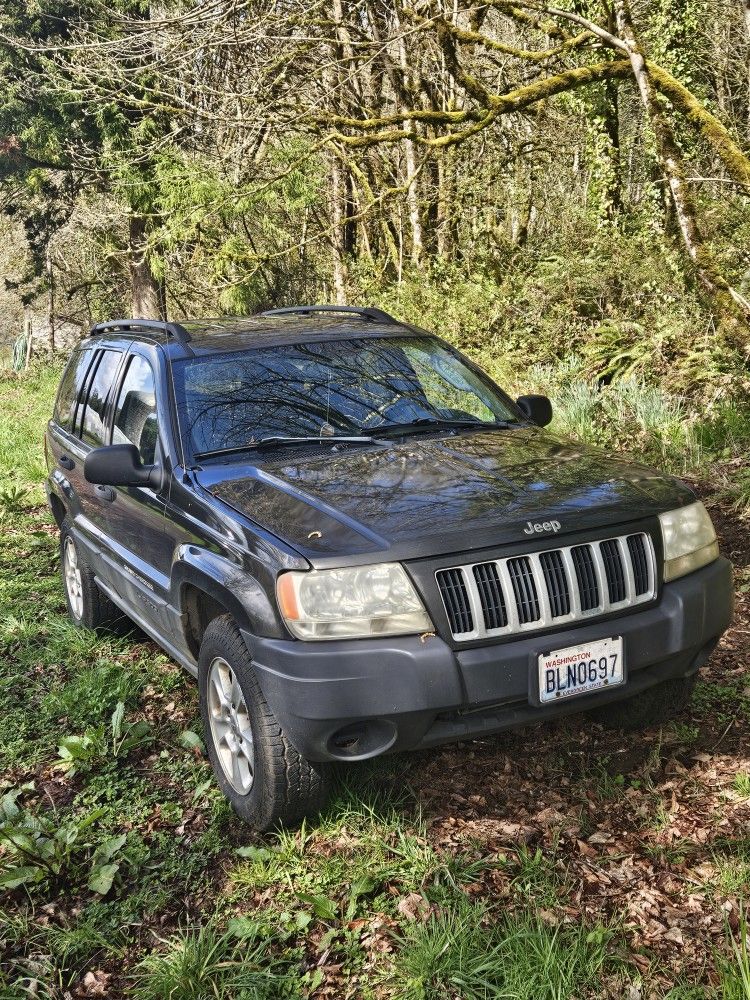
[80,350,122,447]
[112,356,159,465]
[54,349,92,431]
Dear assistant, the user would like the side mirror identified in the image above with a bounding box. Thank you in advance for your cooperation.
[84,443,163,490]
[516,394,553,427]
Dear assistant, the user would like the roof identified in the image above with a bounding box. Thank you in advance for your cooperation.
[86,306,425,359]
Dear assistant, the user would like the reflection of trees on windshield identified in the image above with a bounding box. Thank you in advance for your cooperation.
[175,337,516,455]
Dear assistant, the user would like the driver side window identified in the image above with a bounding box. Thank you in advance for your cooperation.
[112,355,159,465]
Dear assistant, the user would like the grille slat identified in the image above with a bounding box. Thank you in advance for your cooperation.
[540,550,571,617]
[435,568,474,635]
[436,532,656,640]
[507,557,541,624]
[571,545,600,612]
[472,563,508,630]
[600,539,627,603]
[627,534,650,595]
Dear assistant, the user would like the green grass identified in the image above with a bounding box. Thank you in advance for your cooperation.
[131,924,302,1000]
[711,838,750,898]
[0,362,63,498]
[387,895,615,1000]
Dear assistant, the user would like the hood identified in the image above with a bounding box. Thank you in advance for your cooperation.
[195,427,694,566]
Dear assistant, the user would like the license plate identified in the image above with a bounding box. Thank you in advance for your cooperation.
[538,636,624,704]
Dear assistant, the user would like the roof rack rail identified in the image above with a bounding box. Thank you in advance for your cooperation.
[260,305,397,324]
[90,318,192,345]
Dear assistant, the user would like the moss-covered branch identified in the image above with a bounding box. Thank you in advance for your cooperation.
[410,11,593,62]
[319,59,633,148]
[648,63,750,192]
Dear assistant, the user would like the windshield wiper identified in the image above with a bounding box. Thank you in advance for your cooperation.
[368,417,519,438]
[194,420,520,460]
[195,435,375,460]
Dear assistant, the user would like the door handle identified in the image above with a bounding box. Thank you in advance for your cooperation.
[94,485,116,503]
[60,455,75,470]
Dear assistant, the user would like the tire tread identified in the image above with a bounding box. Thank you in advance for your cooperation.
[199,615,330,830]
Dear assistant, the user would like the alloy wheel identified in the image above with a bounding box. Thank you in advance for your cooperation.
[63,537,84,620]
[207,656,255,794]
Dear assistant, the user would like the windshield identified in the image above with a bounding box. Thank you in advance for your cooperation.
[173,335,519,458]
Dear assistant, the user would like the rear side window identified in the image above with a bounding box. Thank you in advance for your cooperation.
[80,350,122,447]
[53,349,93,432]
[111,355,159,465]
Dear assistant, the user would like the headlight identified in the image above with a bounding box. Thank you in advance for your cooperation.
[659,501,719,582]
[276,563,433,640]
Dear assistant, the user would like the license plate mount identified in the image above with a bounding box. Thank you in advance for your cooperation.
[536,636,625,705]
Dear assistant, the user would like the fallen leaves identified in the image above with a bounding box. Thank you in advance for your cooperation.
[76,970,111,997]
[396,892,432,922]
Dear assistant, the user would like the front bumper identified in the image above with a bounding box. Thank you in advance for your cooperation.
[243,557,733,762]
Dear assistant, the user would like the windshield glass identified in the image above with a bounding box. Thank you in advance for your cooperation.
[174,335,518,458]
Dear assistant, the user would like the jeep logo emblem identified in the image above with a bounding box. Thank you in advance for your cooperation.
[524,520,561,535]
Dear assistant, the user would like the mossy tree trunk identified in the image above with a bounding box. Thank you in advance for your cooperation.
[612,0,750,343]
[129,215,165,320]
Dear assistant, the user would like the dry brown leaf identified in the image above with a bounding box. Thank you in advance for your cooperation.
[397,892,429,921]
[77,971,111,997]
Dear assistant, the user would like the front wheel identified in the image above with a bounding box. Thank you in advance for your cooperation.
[588,674,697,732]
[198,615,331,830]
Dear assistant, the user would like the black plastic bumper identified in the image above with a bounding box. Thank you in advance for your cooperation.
[242,557,733,762]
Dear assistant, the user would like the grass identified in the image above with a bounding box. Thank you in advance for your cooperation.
[387,896,615,1000]
[1,360,750,997]
[131,924,301,1000]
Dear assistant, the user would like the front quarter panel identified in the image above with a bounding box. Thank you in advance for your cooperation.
[166,477,308,640]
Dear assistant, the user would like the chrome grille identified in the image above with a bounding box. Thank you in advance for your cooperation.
[436,532,656,640]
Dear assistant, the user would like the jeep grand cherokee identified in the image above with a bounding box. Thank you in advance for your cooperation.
[45,305,733,829]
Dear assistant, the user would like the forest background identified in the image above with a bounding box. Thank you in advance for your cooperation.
[1,0,750,484]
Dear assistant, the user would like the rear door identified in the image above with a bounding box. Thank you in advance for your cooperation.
[47,346,96,526]
[47,345,128,582]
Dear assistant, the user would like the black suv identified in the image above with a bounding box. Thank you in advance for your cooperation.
[46,306,733,829]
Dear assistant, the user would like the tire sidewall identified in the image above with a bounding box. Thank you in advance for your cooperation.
[198,625,271,827]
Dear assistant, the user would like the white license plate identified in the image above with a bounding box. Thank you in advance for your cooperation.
[538,636,624,704]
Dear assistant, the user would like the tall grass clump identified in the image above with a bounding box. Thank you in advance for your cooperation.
[131,924,299,1000]
[388,895,614,1000]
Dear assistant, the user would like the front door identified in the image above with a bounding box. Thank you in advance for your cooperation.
[90,348,174,632]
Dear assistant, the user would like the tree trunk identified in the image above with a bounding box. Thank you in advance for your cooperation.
[511,188,533,248]
[614,0,750,339]
[396,24,424,264]
[435,150,451,258]
[403,134,424,264]
[330,155,349,304]
[46,247,55,353]
[603,80,623,217]
[129,215,165,319]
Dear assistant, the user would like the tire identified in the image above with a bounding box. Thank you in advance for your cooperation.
[198,615,331,831]
[60,520,118,630]
[588,674,697,732]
